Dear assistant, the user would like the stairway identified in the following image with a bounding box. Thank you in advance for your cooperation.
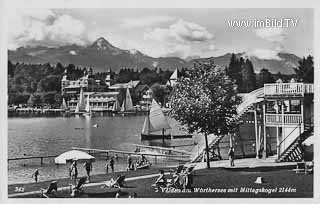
[276,126,313,162]
[191,88,264,163]
[236,88,264,119]
[191,134,225,162]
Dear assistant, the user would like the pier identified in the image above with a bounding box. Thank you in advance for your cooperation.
[72,147,191,164]
[8,155,58,165]
[133,144,193,155]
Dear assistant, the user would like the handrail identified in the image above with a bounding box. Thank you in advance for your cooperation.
[277,115,313,159]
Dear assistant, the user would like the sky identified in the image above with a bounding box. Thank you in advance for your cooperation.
[8,8,313,59]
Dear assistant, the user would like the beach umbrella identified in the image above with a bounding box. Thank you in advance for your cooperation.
[55,150,95,164]
[303,136,315,146]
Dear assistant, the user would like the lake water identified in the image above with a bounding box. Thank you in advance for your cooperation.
[8,115,200,184]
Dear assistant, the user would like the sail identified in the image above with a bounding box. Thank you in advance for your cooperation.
[113,99,120,111]
[125,88,134,111]
[141,117,150,135]
[121,88,134,112]
[147,99,171,133]
[61,98,68,110]
[169,69,178,86]
[85,95,91,113]
[170,69,178,80]
[78,87,86,111]
[75,102,79,113]
[120,101,125,112]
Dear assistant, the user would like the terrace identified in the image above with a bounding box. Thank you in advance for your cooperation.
[264,83,313,97]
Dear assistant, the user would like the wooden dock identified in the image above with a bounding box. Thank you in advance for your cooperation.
[72,147,191,163]
[133,144,192,155]
[8,155,58,165]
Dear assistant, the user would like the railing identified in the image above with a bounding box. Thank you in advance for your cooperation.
[264,83,314,96]
[265,113,302,125]
[277,115,313,160]
[236,88,264,116]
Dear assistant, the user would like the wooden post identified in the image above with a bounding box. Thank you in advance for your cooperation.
[276,127,279,157]
[263,103,267,159]
[281,100,285,156]
[254,109,259,158]
[301,99,304,132]
[40,157,43,165]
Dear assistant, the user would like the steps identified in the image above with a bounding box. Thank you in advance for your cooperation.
[276,127,313,162]
[191,134,225,162]
[192,88,264,163]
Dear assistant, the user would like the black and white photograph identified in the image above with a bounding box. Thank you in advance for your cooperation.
[1,0,318,200]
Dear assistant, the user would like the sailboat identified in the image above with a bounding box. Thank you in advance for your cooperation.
[74,87,86,114]
[141,99,192,140]
[112,99,120,113]
[120,87,136,115]
[83,94,92,116]
[61,98,69,111]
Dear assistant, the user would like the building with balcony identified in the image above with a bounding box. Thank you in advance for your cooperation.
[61,68,119,111]
[61,67,111,97]
[195,80,314,163]
[68,92,119,112]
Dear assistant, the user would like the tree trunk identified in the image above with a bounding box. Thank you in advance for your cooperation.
[204,132,211,168]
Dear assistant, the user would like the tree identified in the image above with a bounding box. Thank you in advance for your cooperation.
[169,61,241,168]
[27,94,41,106]
[257,68,274,87]
[275,71,283,81]
[226,54,243,92]
[293,55,314,83]
[241,59,256,93]
[151,83,168,107]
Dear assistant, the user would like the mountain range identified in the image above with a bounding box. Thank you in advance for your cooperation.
[8,37,301,74]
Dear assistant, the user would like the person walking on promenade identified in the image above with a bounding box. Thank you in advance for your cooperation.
[127,155,132,171]
[84,161,93,182]
[32,169,40,183]
[109,157,115,173]
[70,160,78,184]
[105,159,109,174]
[228,147,235,167]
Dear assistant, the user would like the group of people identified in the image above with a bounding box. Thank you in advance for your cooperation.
[126,154,150,171]
[105,156,116,173]
[153,166,194,192]
[69,160,93,183]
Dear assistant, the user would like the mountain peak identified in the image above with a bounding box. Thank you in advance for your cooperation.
[91,37,116,51]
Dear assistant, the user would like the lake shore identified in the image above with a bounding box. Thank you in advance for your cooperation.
[8,159,313,198]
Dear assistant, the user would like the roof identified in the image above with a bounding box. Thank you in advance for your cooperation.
[83,92,119,96]
[109,80,141,89]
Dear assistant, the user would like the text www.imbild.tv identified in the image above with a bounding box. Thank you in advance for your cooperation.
[228,18,298,28]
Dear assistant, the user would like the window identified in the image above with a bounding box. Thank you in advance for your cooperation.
[290,100,301,113]
[266,101,276,113]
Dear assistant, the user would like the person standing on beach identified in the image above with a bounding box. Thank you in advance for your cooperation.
[228,147,235,167]
[109,157,115,173]
[70,160,78,183]
[32,169,40,183]
[84,161,93,182]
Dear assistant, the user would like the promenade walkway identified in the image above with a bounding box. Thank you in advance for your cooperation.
[8,157,308,198]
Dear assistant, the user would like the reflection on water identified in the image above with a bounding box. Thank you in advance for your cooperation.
[8,115,197,184]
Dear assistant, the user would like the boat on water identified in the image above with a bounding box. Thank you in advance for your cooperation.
[83,93,92,116]
[120,88,136,115]
[74,88,91,116]
[141,99,192,140]
[112,98,121,113]
[61,98,69,112]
